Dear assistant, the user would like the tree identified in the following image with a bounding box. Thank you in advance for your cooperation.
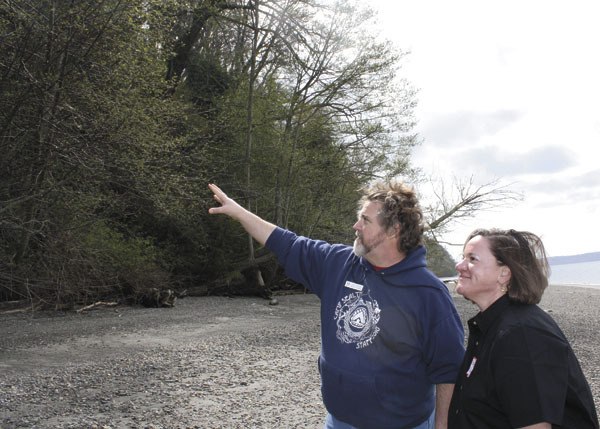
[214,0,417,228]
[0,0,196,304]
[424,238,458,277]
[422,175,523,245]
[176,0,420,278]
[0,0,524,306]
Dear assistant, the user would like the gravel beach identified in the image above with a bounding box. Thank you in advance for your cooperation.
[1,284,599,429]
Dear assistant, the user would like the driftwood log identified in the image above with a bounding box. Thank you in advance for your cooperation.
[76,301,119,313]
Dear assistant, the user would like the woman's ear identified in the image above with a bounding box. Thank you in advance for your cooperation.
[500,267,512,281]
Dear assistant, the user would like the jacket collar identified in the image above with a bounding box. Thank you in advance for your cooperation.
[469,294,510,334]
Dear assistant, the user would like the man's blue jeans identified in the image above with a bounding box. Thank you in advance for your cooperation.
[323,410,435,429]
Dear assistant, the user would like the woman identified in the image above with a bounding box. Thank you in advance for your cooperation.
[448,228,599,429]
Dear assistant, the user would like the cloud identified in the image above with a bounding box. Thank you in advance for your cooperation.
[419,109,522,147]
[527,169,600,207]
[453,144,577,176]
[528,169,600,193]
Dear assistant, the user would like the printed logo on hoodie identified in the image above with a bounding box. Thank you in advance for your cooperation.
[334,291,381,349]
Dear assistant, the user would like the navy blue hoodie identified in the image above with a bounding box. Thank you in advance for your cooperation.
[266,227,465,429]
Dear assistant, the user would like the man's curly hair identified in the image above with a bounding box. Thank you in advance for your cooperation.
[358,180,424,254]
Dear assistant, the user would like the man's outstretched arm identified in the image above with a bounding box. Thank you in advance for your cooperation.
[208,183,277,246]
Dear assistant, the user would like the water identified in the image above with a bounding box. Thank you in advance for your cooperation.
[549,260,600,288]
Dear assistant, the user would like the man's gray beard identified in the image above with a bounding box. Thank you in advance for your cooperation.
[353,238,367,257]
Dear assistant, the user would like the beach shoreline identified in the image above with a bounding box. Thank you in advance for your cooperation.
[1,284,599,428]
[551,283,600,290]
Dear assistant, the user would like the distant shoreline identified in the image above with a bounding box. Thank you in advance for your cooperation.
[445,280,600,291]
[551,283,600,290]
[548,251,600,265]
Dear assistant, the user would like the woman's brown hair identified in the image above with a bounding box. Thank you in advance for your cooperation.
[466,228,551,304]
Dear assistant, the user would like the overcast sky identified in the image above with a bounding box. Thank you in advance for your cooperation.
[365,0,600,258]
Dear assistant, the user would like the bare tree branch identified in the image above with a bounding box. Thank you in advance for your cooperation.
[424,175,523,234]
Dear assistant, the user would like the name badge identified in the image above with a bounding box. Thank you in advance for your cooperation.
[344,281,363,291]
[466,357,477,377]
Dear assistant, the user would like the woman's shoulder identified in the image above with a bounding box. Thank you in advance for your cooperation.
[497,301,566,341]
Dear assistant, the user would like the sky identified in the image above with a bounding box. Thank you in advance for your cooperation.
[364,0,600,259]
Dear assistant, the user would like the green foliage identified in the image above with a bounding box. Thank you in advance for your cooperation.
[82,222,158,271]
[81,221,170,298]
[0,0,428,306]
[425,238,458,278]
[0,0,187,303]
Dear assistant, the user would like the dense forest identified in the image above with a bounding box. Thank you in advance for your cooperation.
[0,0,513,309]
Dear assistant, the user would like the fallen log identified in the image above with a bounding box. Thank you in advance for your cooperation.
[76,301,119,313]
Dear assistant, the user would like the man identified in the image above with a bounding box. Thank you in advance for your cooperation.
[208,181,464,429]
